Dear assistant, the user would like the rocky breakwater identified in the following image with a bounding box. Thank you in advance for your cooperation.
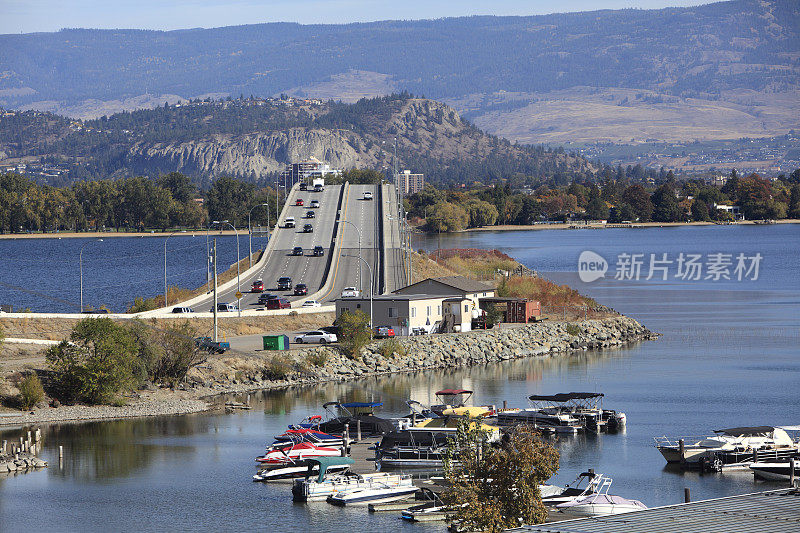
[190,316,657,391]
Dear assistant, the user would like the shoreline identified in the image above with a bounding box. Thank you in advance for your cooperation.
[461,219,800,233]
[0,316,657,427]
[0,229,245,240]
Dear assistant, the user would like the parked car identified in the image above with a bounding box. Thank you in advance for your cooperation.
[374,326,395,338]
[171,307,194,313]
[302,300,322,308]
[299,182,308,191]
[277,277,292,290]
[306,210,315,218]
[195,336,228,354]
[251,279,264,292]
[257,293,278,304]
[294,331,337,344]
[291,246,304,256]
[341,287,360,298]
[310,200,320,208]
[212,302,238,312]
[295,198,304,206]
[363,191,373,200]
[313,246,325,257]
[294,283,308,296]
[285,216,296,228]
[303,223,313,233]
[266,298,291,310]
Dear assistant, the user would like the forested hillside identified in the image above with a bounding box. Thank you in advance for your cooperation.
[0,94,592,185]
[0,0,796,113]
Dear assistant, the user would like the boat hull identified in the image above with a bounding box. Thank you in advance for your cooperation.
[556,503,645,517]
[749,462,800,481]
[327,487,418,506]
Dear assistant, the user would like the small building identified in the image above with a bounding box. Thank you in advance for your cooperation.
[479,297,541,323]
[335,294,455,336]
[393,276,495,308]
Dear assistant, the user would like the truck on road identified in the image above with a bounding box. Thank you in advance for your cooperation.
[312,178,324,192]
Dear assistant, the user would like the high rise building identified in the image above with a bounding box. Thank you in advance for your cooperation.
[397,169,424,196]
[281,156,341,186]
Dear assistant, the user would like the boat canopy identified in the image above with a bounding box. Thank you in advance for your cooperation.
[528,392,604,402]
[340,402,383,408]
[436,389,473,396]
[715,426,776,436]
[304,456,355,483]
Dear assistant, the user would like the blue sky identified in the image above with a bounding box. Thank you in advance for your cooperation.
[2,0,715,34]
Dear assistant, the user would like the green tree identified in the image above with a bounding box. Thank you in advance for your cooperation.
[158,172,196,203]
[622,184,653,222]
[17,373,45,410]
[736,174,784,220]
[585,197,609,220]
[465,199,499,227]
[334,310,372,360]
[788,184,800,219]
[46,317,138,404]
[206,175,255,227]
[651,183,684,222]
[426,201,468,233]
[443,420,559,532]
[691,199,710,221]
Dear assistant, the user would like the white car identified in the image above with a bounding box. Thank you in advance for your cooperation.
[294,331,337,344]
[285,216,296,228]
[341,287,360,298]
[363,191,373,200]
[301,300,322,308]
[310,200,320,208]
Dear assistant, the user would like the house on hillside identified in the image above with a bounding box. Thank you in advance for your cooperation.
[392,276,495,308]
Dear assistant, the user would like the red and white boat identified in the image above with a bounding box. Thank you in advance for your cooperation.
[256,441,342,465]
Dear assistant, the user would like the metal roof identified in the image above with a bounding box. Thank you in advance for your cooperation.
[394,276,494,294]
[511,489,800,533]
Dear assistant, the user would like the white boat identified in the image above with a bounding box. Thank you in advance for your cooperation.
[294,470,410,502]
[749,460,800,481]
[256,441,342,465]
[654,426,800,467]
[541,471,603,507]
[326,474,417,505]
[254,457,352,482]
[555,476,645,517]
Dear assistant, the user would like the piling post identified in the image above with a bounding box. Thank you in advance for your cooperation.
[790,458,796,488]
[684,487,691,503]
[59,445,64,460]
[356,419,362,442]
[679,439,685,465]
[27,430,31,444]
[35,428,41,442]
[2,440,6,454]
[344,424,350,456]
[502,400,507,410]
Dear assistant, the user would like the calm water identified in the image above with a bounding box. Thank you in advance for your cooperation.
[1,224,799,532]
[0,234,254,313]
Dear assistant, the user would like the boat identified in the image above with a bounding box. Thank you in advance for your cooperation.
[429,389,496,417]
[254,457,351,482]
[273,427,344,447]
[318,401,397,436]
[326,480,418,506]
[654,426,800,469]
[541,471,604,507]
[292,459,415,502]
[749,459,800,481]
[374,428,453,470]
[555,477,646,517]
[255,441,342,465]
[496,393,625,434]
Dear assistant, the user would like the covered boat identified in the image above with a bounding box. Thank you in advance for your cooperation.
[318,401,397,436]
[254,456,351,482]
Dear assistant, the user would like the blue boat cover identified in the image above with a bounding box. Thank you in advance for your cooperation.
[340,402,383,408]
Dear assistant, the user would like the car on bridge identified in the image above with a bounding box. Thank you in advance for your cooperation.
[303,223,313,233]
[267,298,291,310]
[277,277,292,290]
[291,246,304,256]
[294,331,337,344]
[363,191,373,200]
[285,216,296,228]
[302,300,322,308]
[310,200,320,208]
[294,283,308,296]
[306,210,315,218]
[251,279,264,292]
[299,182,307,191]
[171,307,194,313]
[212,302,238,312]
[341,287,360,298]
[257,293,278,304]
[313,246,325,256]
[295,198,304,206]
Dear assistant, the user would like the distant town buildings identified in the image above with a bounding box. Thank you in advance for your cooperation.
[397,169,424,196]
[281,156,341,185]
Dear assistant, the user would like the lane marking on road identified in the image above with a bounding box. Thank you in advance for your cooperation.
[317,184,351,303]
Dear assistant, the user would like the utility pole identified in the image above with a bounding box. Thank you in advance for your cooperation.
[213,239,218,342]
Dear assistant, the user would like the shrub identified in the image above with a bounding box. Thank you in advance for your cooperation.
[18,373,45,410]
[305,351,328,367]
[378,338,407,358]
[334,310,372,360]
[263,355,293,380]
[565,324,582,336]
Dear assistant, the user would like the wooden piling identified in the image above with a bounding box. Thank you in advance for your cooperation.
[344,424,350,456]
[35,428,41,442]
[59,445,64,460]
[502,400,507,410]
[679,439,686,464]
[356,419,362,442]
[684,487,691,503]
[790,458,796,488]
[2,440,6,454]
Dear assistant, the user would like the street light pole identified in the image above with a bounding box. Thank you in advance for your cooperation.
[342,220,363,294]
[79,239,103,312]
[248,203,269,269]
[212,220,240,316]
[163,231,183,307]
[356,256,374,329]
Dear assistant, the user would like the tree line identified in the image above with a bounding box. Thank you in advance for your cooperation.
[407,168,800,232]
[0,171,277,233]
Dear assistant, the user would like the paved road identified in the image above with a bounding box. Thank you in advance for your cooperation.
[317,184,381,303]
[190,184,343,312]
[382,183,407,293]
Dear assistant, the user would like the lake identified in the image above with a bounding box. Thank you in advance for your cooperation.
[1,224,798,532]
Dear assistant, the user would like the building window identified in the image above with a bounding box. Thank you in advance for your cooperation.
[464,304,469,313]
[388,307,397,317]
[426,306,431,316]
[437,305,441,314]
[356,304,361,309]
[411,307,416,318]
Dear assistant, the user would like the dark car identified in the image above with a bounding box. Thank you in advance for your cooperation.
[306,210,315,219]
[195,336,228,354]
[294,283,308,296]
[266,298,291,310]
[374,326,396,339]
[299,182,307,191]
[291,246,304,256]
[257,293,278,304]
[303,224,313,233]
[277,277,292,290]
[313,246,325,257]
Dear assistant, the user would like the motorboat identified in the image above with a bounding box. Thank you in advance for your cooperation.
[293,460,412,502]
[318,401,397,436]
[273,427,343,447]
[555,477,646,517]
[326,474,417,505]
[541,471,604,508]
[429,389,496,417]
[255,441,342,465]
[254,457,351,482]
[374,428,453,470]
[749,459,800,481]
[654,425,800,469]
[496,393,625,434]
